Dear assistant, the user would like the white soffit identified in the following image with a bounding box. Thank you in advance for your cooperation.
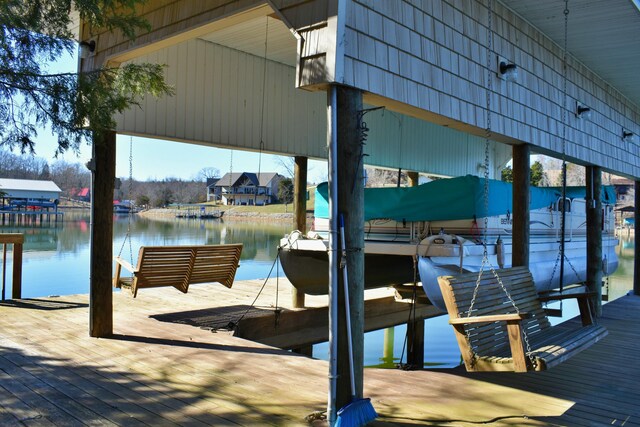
[198,15,297,67]
[502,0,640,108]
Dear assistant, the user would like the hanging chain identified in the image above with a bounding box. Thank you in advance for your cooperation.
[482,0,493,259]
[127,137,133,265]
[466,0,535,369]
[259,16,269,144]
[468,0,495,319]
[560,1,569,230]
[117,136,134,264]
[256,17,269,204]
[228,150,233,204]
[549,243,581,285]
[552,0,570,291]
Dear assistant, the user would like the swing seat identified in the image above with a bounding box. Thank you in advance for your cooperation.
[438,266,608,372]
[113,244,243,297]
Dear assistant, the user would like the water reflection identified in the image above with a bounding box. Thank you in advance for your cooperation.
[315,235,636,369]
[3,212,635,368]
[609,232,635,301]
[2,209,289,298]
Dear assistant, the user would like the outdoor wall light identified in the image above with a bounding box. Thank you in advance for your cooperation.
[575,102,592,120]
[79,40,96,59]
[497,56,518,82]
[622,128,636,144]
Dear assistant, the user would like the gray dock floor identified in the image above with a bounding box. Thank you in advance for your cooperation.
[0,278,638,426]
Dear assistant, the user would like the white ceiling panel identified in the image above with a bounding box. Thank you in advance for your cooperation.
[198,15,297,67]
[502,0,640,108]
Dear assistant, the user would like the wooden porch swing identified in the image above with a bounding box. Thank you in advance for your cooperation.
[438,267,607,372]
[113,243,243,298]
[437,0,607,373]
[111,139,243,298]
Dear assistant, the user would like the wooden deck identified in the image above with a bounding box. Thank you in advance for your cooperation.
[0,278,638,426]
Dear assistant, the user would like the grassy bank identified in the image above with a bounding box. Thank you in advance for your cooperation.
[140,202,314,223]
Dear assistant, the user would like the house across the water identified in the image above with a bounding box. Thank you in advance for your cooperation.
[207,172,283,206]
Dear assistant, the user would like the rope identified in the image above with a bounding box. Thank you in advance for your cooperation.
[226,249,281,330]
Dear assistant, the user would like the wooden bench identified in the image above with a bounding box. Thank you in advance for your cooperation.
[113,244,243,297]
[438,266,608,372]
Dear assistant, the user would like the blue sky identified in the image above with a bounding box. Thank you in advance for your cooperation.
[31,48,327,183]
[36,131,326,182]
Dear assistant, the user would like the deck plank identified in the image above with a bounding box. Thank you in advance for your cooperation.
[0,280,638,426]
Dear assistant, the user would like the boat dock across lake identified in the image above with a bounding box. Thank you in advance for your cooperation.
[0,278,638,426]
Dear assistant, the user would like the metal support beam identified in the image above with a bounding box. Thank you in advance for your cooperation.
[512,144,530,267]
[90,131,116,337]
[586,166,603,316]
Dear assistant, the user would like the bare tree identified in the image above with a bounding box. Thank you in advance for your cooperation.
[196,167,220,181]
[0,149,50,179]
[364,166,406,187]
[274,156,295,178]
[537,156,586,186]
[49,160,91,197]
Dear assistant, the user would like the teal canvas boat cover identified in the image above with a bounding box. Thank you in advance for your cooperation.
[314,175,616,222]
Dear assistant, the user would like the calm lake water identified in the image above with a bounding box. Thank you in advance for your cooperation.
[1,209,635,368]
[0,210,288,299]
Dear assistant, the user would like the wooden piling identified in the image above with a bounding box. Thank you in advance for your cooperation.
[406,317,424,368]
[407,171,419,187]
[633,181,640,295]
[406,171,424,368]
[0,234,23,299]
[12,240,22,299]
[586,166,603,316]
[334,85,364,409]
[90,131,116,337]
[512,144,530,267]
[292,156,308,309]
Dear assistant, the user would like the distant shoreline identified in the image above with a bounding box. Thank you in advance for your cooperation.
[138,207,310,223]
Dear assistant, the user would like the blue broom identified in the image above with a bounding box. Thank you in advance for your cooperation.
[335,215,378,427]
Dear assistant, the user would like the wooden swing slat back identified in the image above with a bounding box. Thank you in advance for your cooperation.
[114,244,243,297]
[438,266,608,372]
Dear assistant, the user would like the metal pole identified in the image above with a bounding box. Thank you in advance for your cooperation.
[327,85,339,425]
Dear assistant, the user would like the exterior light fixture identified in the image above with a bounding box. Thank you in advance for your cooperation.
[79,40,96,59]
[497,56,518,82]
[575,101,592,120]
[622,128,635,144]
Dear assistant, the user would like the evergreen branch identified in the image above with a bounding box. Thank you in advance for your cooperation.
[0,0,173,155]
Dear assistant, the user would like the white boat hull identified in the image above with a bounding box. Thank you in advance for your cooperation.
[287,181,619,303]
[419,236,619,311]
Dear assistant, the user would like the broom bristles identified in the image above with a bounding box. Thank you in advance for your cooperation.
[335,397,377,427]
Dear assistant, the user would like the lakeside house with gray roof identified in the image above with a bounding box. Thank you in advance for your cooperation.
[207,172,283,206]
